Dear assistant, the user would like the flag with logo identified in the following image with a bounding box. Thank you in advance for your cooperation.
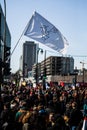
[24,11,69,54]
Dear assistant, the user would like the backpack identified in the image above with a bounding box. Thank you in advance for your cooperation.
[83,104,87,117]
[18,111,27,123]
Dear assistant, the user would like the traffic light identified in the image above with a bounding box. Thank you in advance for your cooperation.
[4,45,10,62]
[4,62,11,76]
[34,72,38,84]
[33,67,38,84]
[0,58,3,83]
[3,46,11,76]
[43,67,46,78]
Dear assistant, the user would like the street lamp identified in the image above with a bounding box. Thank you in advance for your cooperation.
[42,50,47,90]
[80,61,86,85]
[36,47,43,85]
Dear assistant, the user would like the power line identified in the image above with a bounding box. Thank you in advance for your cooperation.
[45,50,87,58]
[71,55,87,57]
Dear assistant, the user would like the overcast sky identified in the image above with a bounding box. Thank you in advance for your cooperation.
[0,0,87,72]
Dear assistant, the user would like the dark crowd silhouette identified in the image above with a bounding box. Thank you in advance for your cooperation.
[0,81,87,130]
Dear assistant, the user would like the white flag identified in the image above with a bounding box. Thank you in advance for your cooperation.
[24,11,69,54]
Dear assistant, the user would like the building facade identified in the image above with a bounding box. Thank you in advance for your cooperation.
[0,4,11,60]
[40,56,74,76]
[32,56,74,83]
[0,4,11,78]
[22,41,37,77]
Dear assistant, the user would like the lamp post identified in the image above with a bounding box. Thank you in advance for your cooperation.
[43,50,46,90]
[80,61,86,85]
[36,47,43,85]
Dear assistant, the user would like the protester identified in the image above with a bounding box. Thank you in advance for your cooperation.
[0,81,86,130]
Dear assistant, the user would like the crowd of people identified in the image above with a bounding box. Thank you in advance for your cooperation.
[0,81,87,130]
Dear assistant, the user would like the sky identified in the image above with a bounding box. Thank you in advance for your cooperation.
[0,0,87,73]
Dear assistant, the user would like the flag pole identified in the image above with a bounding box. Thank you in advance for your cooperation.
[11,20,30,56]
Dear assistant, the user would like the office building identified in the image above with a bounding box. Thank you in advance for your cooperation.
[41,56,74,76]
[0,4,11,78]
[0,4,11,58]
[22,41,37,77]
[33,56,74,78]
